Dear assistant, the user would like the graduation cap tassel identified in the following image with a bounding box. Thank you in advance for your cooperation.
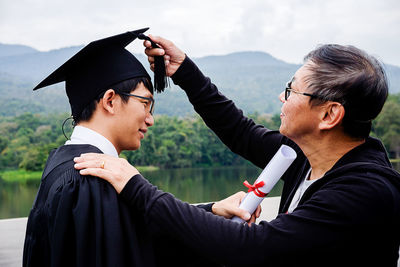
[153,55,169,93]
[137,33,168,93]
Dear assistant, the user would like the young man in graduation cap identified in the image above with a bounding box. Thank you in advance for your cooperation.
[23,28,177,267]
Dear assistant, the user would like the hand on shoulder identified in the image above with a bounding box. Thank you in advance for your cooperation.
[74,153,139,193]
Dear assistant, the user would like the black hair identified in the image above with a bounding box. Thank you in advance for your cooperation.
[303,44,388,139]
[74,77,153,124]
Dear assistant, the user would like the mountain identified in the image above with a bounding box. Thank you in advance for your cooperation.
[0,44,399,117]
[0,45,83,80]
[0,45,301,117]
[0,43,38,58]
[385,64,400,90]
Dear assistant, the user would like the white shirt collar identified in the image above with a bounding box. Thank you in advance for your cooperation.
[65,125,119,157]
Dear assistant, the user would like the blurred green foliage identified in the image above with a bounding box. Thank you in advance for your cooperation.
[0,93,399,180]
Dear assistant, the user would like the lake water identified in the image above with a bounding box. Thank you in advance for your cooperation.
[1,162,399,219]
[0,165,282,219]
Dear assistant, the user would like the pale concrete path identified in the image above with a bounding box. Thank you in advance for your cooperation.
[0,217,27,267]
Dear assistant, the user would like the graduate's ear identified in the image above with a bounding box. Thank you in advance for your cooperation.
[100,89,119,115]
[319,102,345,130]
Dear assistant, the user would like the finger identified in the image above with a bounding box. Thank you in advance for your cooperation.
[238,191,247,196]
[79,168,113,182]
[148,34,167,47]
[147,55,155,64]
[235,208,251,221]
[255,205,262,218]
[79,152,102,157]
[237,191,247,201]
[149,35,177,54]
[73,156,84,163]
[144,47,152,57]
[74,155,105,164]
[143,40,152,48]
[78,153,107,161]
[143,39,166,50]
[247,219,255,226]
[144,47,165,57]
[74,160,104,170]
[249,214,257,224]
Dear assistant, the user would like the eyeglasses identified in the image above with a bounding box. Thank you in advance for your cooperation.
[285,80,320,101]
[120,93,155,115]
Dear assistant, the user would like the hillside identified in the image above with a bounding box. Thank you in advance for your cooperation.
[0,43,399,117]
[0,44,38,57]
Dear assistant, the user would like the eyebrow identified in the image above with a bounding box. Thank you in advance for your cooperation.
[136,90,154,100]
[286,76,295,88]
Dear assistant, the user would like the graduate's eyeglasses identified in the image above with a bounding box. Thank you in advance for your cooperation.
[120,93,155,115]
[284,80,319,101]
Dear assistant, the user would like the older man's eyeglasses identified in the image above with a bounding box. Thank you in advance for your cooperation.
[285,80,319,101]
[120,93,155,115]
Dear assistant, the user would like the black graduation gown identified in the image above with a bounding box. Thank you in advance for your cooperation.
[23,144,156,267]
[23,144,222,267]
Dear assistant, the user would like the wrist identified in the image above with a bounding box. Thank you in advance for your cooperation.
[175,52,186,65]
[171,56,205,88]
[211,203,216,214]
[211,202,221,215]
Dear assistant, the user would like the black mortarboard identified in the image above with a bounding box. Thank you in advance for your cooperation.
[33,27,167,118]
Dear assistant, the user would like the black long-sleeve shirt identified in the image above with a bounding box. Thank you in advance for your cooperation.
[121,57,400,266]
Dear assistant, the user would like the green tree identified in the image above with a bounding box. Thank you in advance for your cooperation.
[373,96,400,158]
[19,146,46,171]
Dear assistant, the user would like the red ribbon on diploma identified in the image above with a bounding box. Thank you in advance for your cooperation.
[243,180,267,198]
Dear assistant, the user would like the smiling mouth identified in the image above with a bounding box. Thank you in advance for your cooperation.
[139,129,147,137]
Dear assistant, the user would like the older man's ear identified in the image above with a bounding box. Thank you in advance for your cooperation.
[319,102,345,131]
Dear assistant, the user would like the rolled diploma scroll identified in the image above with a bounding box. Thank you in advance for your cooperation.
[232,144,297,223]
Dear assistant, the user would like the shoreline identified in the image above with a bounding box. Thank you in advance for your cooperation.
[1,159,400,183]
[0,165,160,183]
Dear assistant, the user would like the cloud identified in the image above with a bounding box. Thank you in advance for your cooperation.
[0,0,399,65]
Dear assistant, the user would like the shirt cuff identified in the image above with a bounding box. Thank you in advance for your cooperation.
[171,56,208,91]
[196,202,215,213]
[120,174,149,208]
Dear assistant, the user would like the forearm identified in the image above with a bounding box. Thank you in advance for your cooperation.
[171,57,286,168]
[120,173,372,265]
[121,175,271,265]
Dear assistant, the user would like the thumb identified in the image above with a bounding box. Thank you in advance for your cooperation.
[233,208,251,221]
[148,34,168,47]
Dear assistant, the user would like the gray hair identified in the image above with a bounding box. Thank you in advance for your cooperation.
[303,44,388,138]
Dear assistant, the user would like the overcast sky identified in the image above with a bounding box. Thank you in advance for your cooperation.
[0,0,399,66]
